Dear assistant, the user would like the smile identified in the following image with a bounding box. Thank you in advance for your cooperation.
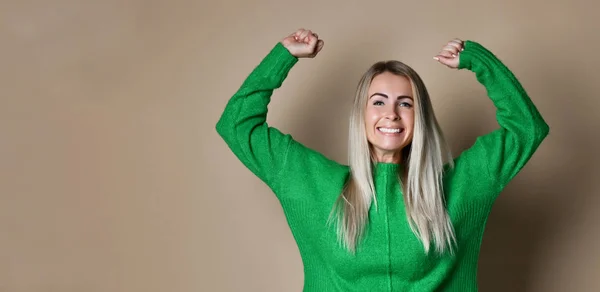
[377,127,404,134]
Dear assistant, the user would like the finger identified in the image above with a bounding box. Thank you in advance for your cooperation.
[308,40,324,57]
[446,42,461,51]
[433,55,453,67]
[442,50,457,58]
[449,39,464,51]
[442,45,459,55]
[305,30,314,44]
[441,49,458,58]
[315,39,324,53]
[438,50,454,58]
[300,30,311,42]
[309,33,323,47]
[433,55,450,63]
[449,39,463,46]
[294,28,305,40]
[446,42,463,54]
[312,32,319,39]
[307,33,318,47]
[308,40,322,57]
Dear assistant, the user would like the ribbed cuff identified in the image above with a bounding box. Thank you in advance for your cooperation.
[457,40,498,71]
[254,42,299,79]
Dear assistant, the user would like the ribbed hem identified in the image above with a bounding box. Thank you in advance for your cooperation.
[252,42,298,80]
[458,40,499,71]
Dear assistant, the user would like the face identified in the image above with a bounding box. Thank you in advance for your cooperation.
[364,72,415,163]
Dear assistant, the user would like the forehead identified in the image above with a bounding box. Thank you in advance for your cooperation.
[368,72,412,95]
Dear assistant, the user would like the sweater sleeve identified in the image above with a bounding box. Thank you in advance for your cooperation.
[456,40,550,195]
[215,42,298,191]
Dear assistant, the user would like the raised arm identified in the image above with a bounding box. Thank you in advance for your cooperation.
[436,39,550,196]
[215,29,324,191]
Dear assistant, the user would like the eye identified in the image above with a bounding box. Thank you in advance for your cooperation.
[398,102,412,108]
[373,101,384,106]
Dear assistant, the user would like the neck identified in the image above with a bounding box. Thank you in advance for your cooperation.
[373,150,402,164]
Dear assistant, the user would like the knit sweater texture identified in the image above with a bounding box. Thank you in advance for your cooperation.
[215,40,549,291]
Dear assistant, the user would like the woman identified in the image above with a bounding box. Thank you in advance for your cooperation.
[216,28,549,291]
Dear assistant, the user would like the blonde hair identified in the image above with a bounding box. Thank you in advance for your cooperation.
[328,60,456,255]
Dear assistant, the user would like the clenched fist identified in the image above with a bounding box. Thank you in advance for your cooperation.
[281,28,324,58]
[433,38,464,69]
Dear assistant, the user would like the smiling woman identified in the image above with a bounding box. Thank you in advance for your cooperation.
[341,59,454,258]
[364,71,415,164]
[215,28,550,291]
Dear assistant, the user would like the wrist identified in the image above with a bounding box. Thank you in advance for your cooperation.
[278,42,299,59]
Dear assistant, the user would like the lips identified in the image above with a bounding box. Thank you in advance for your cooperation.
[377,127,404,135]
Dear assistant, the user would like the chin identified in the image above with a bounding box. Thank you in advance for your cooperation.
[378,142,408,152]
[370,144,406,156]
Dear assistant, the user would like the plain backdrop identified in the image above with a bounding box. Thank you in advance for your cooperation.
[1,0,599,291]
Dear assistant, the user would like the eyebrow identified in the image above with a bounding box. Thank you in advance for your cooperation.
[369,93,413,100]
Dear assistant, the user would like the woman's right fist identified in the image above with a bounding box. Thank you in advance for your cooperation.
[281,28,324,58]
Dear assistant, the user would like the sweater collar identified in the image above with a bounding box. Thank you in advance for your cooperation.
[373,162,403,175]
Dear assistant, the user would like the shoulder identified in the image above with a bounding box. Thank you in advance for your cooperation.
[286,140,350,178]
[441,141,501,209]
[274,139,350,201]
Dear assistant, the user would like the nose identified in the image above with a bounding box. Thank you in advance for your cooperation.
[385,108,400,121]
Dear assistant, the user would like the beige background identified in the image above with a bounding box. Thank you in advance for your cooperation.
[1,0,599,291]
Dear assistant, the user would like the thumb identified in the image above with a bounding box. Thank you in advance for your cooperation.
[316,40,324,52]
[307,33,319,48]
[433,55,453,67]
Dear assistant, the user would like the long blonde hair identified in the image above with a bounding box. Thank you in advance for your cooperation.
[328,60,456,255]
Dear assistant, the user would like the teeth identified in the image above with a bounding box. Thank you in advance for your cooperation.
[379,128,401,133]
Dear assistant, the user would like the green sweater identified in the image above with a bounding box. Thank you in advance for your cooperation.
[216,40,549,291]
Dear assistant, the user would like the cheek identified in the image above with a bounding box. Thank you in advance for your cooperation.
[364,109,378,128]
[403,111,415,128]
